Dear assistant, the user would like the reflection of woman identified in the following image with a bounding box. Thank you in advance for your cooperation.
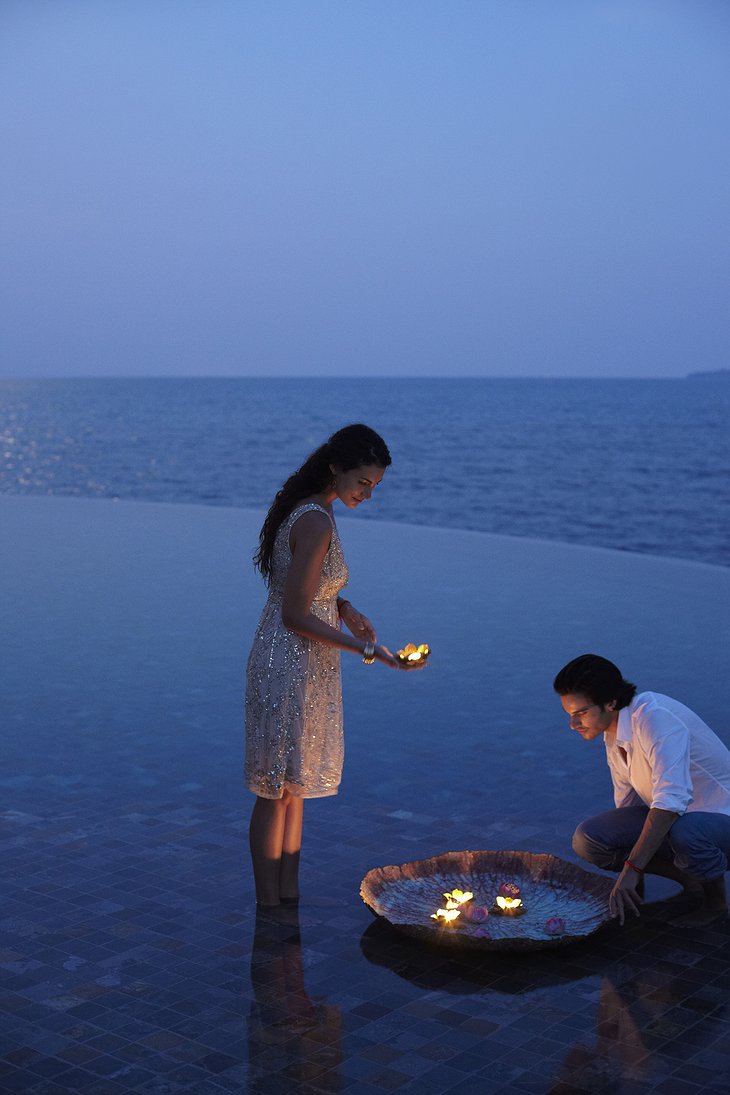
[245,424,420,907]
[248,908,342,1090]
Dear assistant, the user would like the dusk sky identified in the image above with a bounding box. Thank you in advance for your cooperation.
[2,0,729,378]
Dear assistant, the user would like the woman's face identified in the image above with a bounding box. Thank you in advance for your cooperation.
[332,463,386,508]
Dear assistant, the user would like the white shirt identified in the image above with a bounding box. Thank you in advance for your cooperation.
[605,692,730,816]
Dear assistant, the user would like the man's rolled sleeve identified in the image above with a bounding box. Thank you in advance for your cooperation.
[641,711,692,814]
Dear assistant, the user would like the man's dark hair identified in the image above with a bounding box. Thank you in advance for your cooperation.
[553,654,637,710]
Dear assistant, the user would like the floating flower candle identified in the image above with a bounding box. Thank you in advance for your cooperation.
[430,887,472,924]
[396,643,430,666]
[493,880,524,915]
[443,888,473,908]
[494,895,524,913]
[430,907,460,923]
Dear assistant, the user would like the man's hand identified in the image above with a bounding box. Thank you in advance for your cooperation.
[608,807,679,925]
[609,865,644,925]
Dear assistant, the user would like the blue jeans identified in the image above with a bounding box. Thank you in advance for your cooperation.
[573,804,730,881]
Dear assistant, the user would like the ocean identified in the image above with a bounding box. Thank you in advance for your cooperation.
[1,376,728,567]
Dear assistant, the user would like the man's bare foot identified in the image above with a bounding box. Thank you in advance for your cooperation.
[669,905,728,928]
[668,876,727,928]
[658,884,704,910]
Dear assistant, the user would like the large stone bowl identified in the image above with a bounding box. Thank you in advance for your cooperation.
[360,849,615,951]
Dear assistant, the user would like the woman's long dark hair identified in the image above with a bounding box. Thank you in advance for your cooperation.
[254,424,391,582]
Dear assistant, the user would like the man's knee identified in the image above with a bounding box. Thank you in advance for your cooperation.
[573,821,603,865]
[572,819,621,870]
[668,817,708,857]
[669,814,730,879]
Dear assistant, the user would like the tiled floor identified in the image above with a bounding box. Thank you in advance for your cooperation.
[3,498,730,1093]
[3,791,730,1094]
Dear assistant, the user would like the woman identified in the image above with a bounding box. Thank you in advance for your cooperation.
[245,423,418,907]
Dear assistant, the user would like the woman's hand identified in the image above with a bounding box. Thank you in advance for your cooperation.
[374,643,398,667]
[340,602,377,643]
[374,644,425,670]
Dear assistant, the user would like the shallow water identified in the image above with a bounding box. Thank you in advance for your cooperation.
[3,496,729,1094]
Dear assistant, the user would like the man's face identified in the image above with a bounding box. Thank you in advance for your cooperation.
[560,692,616,741]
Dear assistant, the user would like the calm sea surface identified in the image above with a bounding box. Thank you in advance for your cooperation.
[1,377,728,567]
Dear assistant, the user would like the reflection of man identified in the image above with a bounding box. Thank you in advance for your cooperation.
[554,654,730,927]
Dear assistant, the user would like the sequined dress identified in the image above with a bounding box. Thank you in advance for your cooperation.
[245,503,349,799]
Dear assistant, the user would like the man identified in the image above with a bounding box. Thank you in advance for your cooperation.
[554,654,730,927]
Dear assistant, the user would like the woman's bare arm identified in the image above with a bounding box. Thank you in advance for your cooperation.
[281,511,395,664]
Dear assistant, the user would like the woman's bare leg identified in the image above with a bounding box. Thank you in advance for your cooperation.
[249,794,289,906]
[280,797,304,901]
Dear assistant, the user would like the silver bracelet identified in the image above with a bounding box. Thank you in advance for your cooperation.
[362,642,375,665]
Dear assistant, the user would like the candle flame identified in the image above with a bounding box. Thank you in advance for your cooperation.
[443,889,473,906]
[397,643,430,663]
[496,895,523,910]
[431,907,461,923]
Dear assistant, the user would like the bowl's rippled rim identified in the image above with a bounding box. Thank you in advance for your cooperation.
[360,849,615,951]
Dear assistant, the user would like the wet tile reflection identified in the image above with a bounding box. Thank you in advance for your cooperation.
[3,795,730,1093]
[552,968,729,1092]
[357,910,730,1093]
[248,909,342,1092]
[2,499,730,1092]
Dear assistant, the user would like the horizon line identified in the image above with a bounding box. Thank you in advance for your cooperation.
[0,372,706,382]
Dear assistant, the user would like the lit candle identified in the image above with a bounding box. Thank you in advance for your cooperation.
[493,881,525,916]
[396,643,430,666]
[430,887,472,924]
[495,895,523,913]
[443,888,473,907]
[430,907,461,923]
